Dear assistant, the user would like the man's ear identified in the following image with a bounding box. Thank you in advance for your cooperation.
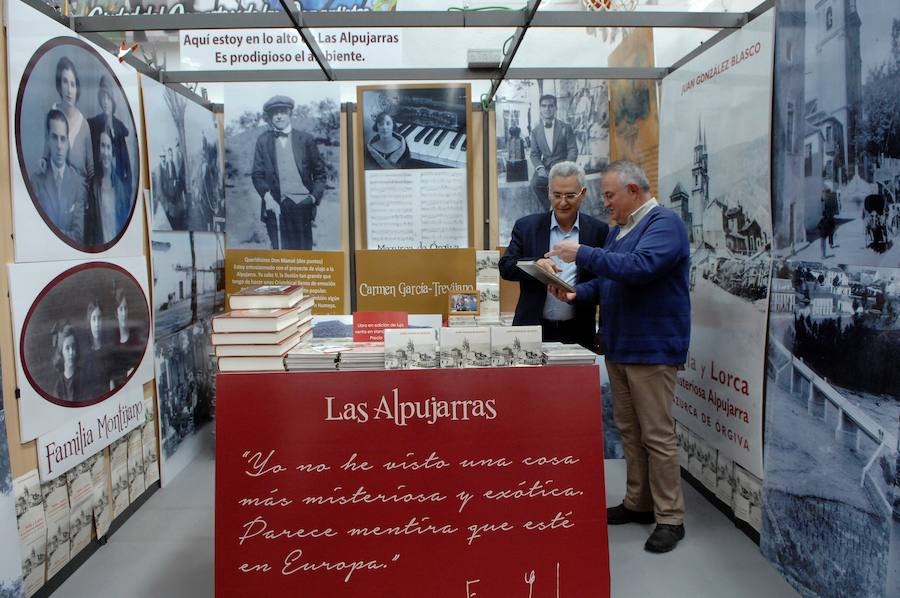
[627,183,640,195]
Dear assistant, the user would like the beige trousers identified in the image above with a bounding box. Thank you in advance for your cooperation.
[606,362,685,525]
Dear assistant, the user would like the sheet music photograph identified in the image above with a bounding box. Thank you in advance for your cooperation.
[358,83,472,250]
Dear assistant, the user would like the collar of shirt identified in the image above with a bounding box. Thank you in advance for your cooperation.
[616,197,658,240]
[550,210,579,236]
[51,162,66,182]
[273,126,292,142]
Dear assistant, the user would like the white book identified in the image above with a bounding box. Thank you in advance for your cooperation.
[476,282,500,317]
[384,328,438,369]
[439,327,492,368]
[218,355,286,372]
[475,250,500,283]
[490,325,543,367]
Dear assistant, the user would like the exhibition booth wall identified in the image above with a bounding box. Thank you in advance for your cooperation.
[0,0,897,596]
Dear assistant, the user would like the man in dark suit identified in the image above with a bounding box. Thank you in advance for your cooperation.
[499,160,608,348]
[251,95,327,250]
[529,94,578,211]
[32,110,87,243]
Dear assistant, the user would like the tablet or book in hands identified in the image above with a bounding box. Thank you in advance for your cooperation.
[516,260,576,293]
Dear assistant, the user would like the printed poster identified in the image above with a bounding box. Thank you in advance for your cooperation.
[358,84,472,249]
[658,9,775,478]
[8,257,152,481]
[494,78,610,246]
[6,0,145,262]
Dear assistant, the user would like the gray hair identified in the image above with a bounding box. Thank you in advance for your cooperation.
[604,160,651,193]
[548,160,586,189]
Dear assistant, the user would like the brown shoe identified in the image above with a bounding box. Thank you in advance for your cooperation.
[644,523,685,553]
[606,503,655,525]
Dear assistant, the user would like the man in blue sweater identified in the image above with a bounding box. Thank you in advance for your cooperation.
[547,160,690,553]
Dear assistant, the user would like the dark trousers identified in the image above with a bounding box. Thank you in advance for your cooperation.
[530,172,550,211]
[281,198,314,250]
[540,317,590,348]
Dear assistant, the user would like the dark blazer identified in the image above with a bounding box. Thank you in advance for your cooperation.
[87,113,132,196]
[499,211,609,345]
[529,119,578,171]
[251,129,327,205]
[32,164,87,242]
[85,171,130,245]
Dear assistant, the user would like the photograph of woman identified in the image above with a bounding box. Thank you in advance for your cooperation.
[51,322,82,403]
[85,129,129,245]
[364,111,410,170]
[82,298,110,398]
[108,285,143,387]
[88,75,132,196]
[50,56,93,179]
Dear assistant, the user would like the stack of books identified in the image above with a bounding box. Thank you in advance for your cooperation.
[448,315,477,327]
[337,343,386,371]
[212,285,314,372]
[285,342,342,372]
[541,342,598,366]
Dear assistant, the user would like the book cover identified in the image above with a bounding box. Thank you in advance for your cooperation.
[384,328,438,369]
[516,260,575,293]
[476,282,500,317]
[490,325,543,367]
[475,250,500,283]
[439,327,492,368]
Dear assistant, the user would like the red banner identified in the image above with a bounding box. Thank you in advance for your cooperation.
[216,367,609,597]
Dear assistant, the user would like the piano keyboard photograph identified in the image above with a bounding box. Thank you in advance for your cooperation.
[358,84,473,250]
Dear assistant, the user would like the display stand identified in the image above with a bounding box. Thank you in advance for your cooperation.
[215,366,609,597]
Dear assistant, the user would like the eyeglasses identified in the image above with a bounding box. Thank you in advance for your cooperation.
[550,190,584,201]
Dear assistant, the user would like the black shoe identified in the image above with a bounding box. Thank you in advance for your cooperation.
[644,524,685,553]
[607,503,655,525]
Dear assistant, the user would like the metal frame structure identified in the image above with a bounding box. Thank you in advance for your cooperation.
[19,0,774,108]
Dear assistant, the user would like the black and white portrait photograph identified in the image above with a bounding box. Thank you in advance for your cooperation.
[10,22,143,260]
[150,231,225,339]
[773,0,900,268]
[225,82,340,251]
[763,258,900,597]
[18,262,149,409]
[143,76,224,233]
[360,86,469,171]
[9,257,152,442]
[495,79,610,246]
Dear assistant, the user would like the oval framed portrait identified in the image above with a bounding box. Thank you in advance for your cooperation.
[20,262,150,407]
[15,36,140,253]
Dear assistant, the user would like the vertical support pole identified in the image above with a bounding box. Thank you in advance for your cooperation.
[344,102,357,313]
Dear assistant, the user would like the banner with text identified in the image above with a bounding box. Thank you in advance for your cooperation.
[225,249,346,314]
[180,29,401,71]
[216,367,609,596]
[658,9,774,478]
[355,248,475,315]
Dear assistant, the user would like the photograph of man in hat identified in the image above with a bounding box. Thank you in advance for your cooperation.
[251,94,327,250]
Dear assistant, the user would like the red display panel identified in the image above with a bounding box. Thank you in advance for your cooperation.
[216,367,609,597]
